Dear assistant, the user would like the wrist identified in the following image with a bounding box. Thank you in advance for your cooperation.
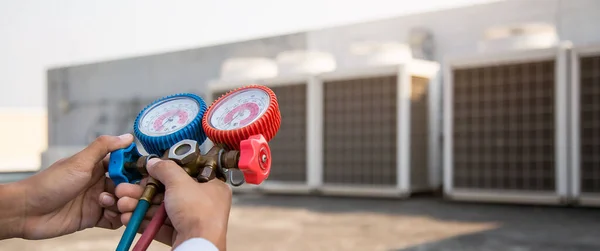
[181,220,227,250]
[0,182,26,239]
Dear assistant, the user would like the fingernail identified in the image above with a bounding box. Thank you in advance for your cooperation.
[105,210,118,218]
[118,133,133,140]
[147,158,160,168]
[101,194,115,206]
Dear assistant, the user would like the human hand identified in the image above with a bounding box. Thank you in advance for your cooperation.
[0,134,133,240]
[116,158,232,250]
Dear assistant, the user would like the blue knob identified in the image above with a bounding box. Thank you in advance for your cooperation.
[108,142,143,186]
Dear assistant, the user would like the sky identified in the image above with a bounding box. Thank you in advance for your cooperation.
[0,0,499,108]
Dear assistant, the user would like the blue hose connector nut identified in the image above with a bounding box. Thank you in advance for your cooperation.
[133,93,209,156]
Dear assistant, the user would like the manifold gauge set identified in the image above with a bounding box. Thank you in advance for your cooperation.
[107,85,281,251]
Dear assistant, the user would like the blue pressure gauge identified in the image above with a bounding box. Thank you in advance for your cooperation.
[133,93,208,155]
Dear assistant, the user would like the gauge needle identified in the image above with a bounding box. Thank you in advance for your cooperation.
[228,111,244,126]
[162,117,174,127]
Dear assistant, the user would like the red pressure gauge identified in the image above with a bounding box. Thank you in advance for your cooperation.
[202,85,281,150]
[202,85,281,184]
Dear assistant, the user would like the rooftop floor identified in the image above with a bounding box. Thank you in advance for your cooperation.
[0,194,598,251]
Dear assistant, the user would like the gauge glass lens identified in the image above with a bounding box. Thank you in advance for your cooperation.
[209,88,270,130]
[138,97,199,136]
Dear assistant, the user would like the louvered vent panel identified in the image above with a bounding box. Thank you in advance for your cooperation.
[452,61,556,191]
[323,75,397,185]
[410,76,430,187]
[212,84,307,182]
[580,55,600,193]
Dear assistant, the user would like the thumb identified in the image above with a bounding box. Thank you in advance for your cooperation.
[146,158,193,188]
[72,134,134,168]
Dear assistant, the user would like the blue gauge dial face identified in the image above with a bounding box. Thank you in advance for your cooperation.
[138,97,200,136]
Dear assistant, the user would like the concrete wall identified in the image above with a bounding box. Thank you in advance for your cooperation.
[307,0,600,69]
[47,33,307,145]
[46,0,600,147]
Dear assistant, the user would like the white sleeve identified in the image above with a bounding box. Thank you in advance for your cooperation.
[173,238,219,251]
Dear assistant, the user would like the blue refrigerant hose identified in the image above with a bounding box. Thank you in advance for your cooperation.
[116,199,151,251]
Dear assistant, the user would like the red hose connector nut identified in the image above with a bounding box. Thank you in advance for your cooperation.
[238,134,271,185]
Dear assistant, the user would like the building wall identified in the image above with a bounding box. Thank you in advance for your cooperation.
[307,0,600,69]
[46,0,600,147]
[47,33,307,145]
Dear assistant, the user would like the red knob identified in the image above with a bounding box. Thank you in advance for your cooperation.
[238,134,271,185]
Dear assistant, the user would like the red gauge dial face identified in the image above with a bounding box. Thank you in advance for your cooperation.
[209,88,270,130]
[139,97,200,136]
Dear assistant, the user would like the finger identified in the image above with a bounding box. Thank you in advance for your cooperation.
[98,192,119,212]
[115,183,144,199]
[115,183,164,204]
[202,178,233,197]
[113,178,154,197]
[139,177,149,187]
[136,179,164,204]
[146,158,192,188]
[117,196,140,213]
[71,134,134,170]
[104,177,117,195]
[152,193,164,204]
[101,154,111,172]
[121,214,175,246]
[118,200,172,225]
[121,212,132,226]
[119,204,173,226]
[96,209,122,230]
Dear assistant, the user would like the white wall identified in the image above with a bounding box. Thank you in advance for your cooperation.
[307,0,600,69]
[47,0,600,147]
[0,108,47,172]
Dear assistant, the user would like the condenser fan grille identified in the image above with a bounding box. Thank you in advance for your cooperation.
[452,60,556,191]
[580,55,600,193]
[411,76,430,187]
[323,75,397,186]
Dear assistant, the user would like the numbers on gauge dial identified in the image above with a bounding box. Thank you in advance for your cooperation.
[210,88,270,130]
[139,97,200,136]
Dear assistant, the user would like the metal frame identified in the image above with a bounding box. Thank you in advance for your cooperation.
[570,43,600,207]
[443,44,571,205]
[428,68,444,190]
[315,60,441,197]
[208,75,315,194]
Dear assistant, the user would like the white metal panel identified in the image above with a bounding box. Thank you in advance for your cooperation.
[316,60,439,196]
[398,65,410,192]
[443,61,454,196]
[428,71,443,189]
[307,76,323,190]
[555,44,570,199]
[571,45,582,201]
[570,43,600,206]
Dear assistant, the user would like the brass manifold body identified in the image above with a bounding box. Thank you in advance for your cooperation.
[126,139,242,201]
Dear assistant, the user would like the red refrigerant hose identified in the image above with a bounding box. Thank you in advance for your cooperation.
[132,202,168,251]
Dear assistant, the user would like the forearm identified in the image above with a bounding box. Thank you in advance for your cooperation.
[0,182,25,239]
